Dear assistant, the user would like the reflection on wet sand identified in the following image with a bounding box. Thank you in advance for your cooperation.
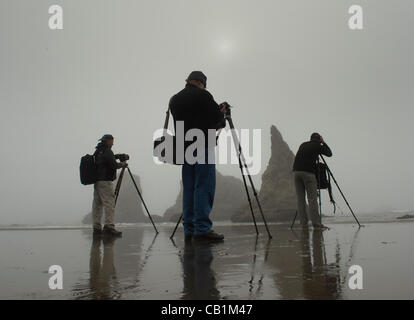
[70,225,361,300]
[247,237,271,299]
[301,230,341,299]
[180,241,220,300]
[3,222,414,299]
[72,228,147,299]
[88,236,121,299]
[265,228,361,299]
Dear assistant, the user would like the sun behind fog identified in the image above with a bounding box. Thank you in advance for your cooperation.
[215,38,235,57]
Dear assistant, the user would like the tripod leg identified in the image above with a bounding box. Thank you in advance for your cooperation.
[236,139,273,238]
[226,122,259,235]
[216,125,258,235]
[233,128,272,238]
[318,189,322,225]
[170,214,182,239]
[247,174,273,239]
[238,155,259,235]
[317,158,323,225]
[224,120,259,235]
[114,167,126,204]
[226,116,272,238]
[127,167,159,234]
[290,210,298,229]
[320,156,362,228]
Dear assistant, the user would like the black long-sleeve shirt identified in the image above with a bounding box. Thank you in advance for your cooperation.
[169,83,224,150]
[94,146,122,181]
[293,140,332,173]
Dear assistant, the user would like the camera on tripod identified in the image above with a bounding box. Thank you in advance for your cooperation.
[220,102,232,117]
[117,153,130,162]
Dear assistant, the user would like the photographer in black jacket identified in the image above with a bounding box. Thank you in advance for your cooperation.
[92,134,128,237]
[170,71,226,242]
[293,133,332,230]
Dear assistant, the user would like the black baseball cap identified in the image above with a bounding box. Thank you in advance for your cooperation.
[186,71,207,88]
[99,134,114,141]
[310,132,321,141]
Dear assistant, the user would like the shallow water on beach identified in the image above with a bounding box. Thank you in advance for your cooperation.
[1,222,414,299]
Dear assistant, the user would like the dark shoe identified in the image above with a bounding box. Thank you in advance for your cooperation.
[193,230,224,242]
[313,224,329,230]
[103,225,122,237]
[93,227,102,237]
[102,235,117,246]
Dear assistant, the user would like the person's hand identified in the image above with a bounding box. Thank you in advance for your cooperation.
[120,161,128,168]
[219,104,227,114]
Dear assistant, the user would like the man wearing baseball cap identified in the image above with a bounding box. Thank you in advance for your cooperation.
[292,133,333,230]
[169,71,227,242]
[92,134,128,237]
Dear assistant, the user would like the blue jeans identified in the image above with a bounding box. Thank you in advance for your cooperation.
[182,161,216,235]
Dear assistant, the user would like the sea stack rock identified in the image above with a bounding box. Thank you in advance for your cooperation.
[231,125,297,222]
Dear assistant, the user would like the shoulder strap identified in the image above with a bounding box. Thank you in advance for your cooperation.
[327,173,336,214]
[163,107,170,130]
[163,98,174,130]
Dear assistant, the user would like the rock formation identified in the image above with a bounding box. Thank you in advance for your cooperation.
[163,171,253,222]
[231,125,297,222]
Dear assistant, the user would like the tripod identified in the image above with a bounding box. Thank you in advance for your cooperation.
[317,157,323,225]
[290,155,362,228]
[170,106,272,239]
[114,165,159,234]
[320,155,362,227]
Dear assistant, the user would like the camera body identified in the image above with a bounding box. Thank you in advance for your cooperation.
[117,153,130,162]
[220,102,232,117]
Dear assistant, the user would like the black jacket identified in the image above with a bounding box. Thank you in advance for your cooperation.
[94,144,122,181]
[293,140,332,173]
[169,84,224,150]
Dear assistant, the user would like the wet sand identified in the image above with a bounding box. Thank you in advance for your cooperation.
[1,221,413,299]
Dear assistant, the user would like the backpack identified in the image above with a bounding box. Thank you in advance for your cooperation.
[316,162,329,189]
[80,154,97,185]
[316,161,336,213]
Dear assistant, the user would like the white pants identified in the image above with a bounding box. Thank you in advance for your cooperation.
[92,181,115,228]
[294,171,320,225]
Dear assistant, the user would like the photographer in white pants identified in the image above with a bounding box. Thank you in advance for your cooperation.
[293,133,332,230]
[92,134,128,237]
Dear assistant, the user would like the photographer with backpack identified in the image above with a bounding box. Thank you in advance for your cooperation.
[92,134,128,237]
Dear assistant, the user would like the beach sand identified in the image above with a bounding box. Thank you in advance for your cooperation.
[0,220,413,300]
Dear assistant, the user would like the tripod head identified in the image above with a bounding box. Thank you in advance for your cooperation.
[220,102,233,118]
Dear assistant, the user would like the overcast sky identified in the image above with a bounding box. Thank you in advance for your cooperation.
[1,0,413,224]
